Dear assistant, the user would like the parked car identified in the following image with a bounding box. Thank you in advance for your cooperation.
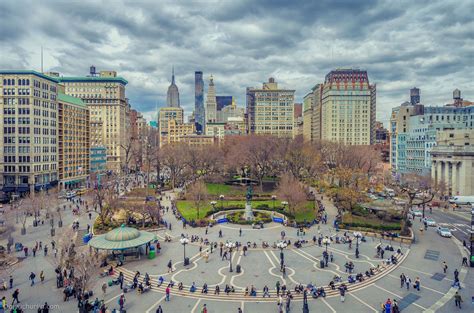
[411,210,422,217]
[425,218,436,227]
[437,227,452,238]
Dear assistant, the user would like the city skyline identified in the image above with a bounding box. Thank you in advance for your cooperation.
[1,0,472,124]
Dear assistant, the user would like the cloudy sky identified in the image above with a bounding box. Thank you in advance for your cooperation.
[1,0,472,125]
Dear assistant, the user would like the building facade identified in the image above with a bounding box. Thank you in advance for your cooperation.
[180,134,217,146]
[57,68,129,172]
[390,89,474,174]
[246,77,295,137]
[320,69,376,145]
[205,75,217,123]
[158,107,184,147]
[431,129,474,196]
[194,71,205,134]
[57,93,90,190]
[0,70,59,194]
[90,146,107,174]
[165,119,195,146]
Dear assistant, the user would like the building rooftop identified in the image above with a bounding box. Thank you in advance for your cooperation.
[0,70,60,83]
[57,75,128,85]
[58,93,86,107]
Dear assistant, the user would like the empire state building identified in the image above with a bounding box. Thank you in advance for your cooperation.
[166,67,180,107]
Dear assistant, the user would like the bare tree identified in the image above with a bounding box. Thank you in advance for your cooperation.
[159,144,189,189]
[276,173,307,216]
[120,133,136,174]
[187,180,209,220]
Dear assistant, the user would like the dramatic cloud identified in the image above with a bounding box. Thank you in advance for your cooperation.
[1,0,472,124]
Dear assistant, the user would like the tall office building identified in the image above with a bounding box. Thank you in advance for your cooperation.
[57,67,129,172]
[194,71,205,134]
[166,67,180,108]
[0,70,59,194]
[320,69,376,145]
[57,93,90,190]
[205,75,217,123]
[246,77,295,137]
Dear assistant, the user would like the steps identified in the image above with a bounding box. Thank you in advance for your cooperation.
[108,251,409,302]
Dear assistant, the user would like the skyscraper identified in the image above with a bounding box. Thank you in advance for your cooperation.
[194,71,205,134]
[166,67,180,108]
[205,75,217,123]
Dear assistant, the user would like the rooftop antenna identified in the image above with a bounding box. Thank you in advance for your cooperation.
[41,45,44,73]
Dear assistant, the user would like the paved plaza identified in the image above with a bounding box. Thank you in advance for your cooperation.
[0,190,472,313]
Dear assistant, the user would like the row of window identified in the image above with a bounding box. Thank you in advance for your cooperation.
[3,78,30,86]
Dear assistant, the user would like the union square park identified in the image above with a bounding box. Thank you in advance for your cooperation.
[0,142,473,313]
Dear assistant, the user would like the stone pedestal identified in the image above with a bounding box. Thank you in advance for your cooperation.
[243,202,254,221]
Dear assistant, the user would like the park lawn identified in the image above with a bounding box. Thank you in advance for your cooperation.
[177,199,317,222]
[206,183,236,196]
[342,213,402,232]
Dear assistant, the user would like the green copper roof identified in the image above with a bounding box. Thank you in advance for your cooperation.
[58,93,86,107]
[89,225,156,250]
[0,70,59,83]
[57,76,128,85]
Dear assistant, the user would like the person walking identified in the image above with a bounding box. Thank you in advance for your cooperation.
[102,282,107,297]
[406,276,411,290]
[414,277,420,291]
[454,291,463,308]
[119,272,124,290]
[462,256,468,266]
[263,285,270,298]
[118,294,125,312]
[9,276,13,289]
[165,286,170,301]
[399,273,406,288]
[442,261,448,274]
[238,308,242,313]
[201,303,208,313]
[339,284,347,302]
[156,305,164,313]
[11,289,20,305]
[219,230,223,238]
[276,281,281,296]
[239,228,242,237]
[40,270,45,283]
[29,272,36,286]
[167,260,173,273]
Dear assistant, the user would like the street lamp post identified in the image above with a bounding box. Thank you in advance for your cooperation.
[219,195,224,210]
[225,241,236,272]
[277,241,287,270]
[272,195,276,210]
[354,231,362,258]
[180,237,189,266]
[322,236,331,253]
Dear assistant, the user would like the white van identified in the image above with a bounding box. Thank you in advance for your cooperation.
[449,196,474,205]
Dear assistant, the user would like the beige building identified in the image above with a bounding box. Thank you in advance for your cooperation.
[57,69,129,172]
[205,123,226,140]
[319,69,376,145]
[57,93,90,190]
[302,84,322,142]
[0,70,59,193]
[166,119,195,146]
[158,107,184,147]
[431,129,474,196]
[246,78,295,137]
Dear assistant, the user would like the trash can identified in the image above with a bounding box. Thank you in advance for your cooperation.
[320,260,325,268]
[148,250,156,259]
[184,257,190,266]
[236,265,241,273]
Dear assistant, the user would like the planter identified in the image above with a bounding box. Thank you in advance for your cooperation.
[21,228,26,235]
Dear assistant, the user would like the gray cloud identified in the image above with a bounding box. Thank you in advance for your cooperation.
[0,0,472,125]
